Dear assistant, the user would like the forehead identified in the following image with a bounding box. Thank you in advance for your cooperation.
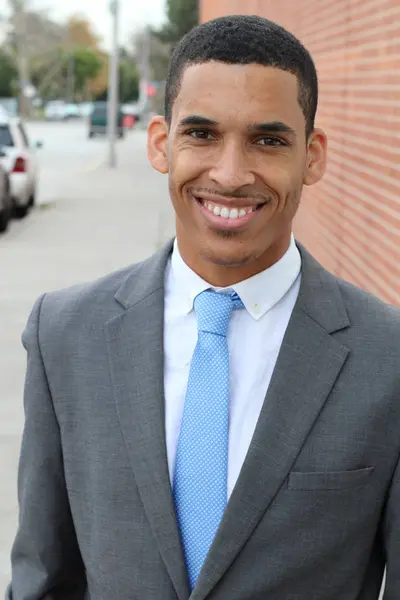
[173,62,305,130]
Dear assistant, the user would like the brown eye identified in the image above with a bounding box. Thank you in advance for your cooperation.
[187,129,214,141]
[256,137,286,147]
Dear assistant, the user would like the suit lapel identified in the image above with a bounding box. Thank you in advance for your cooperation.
[105,241,190,600]
[191,245,351,600]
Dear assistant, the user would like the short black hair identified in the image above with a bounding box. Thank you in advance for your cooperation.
[165,15,318,138]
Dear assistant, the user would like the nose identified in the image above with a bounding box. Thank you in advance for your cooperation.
[209,141,256,189]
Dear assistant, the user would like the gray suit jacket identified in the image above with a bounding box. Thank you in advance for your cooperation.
[6,241,400,600]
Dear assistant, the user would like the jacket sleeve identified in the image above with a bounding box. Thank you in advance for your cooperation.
[383,450,400,599]
[5,295,86,600]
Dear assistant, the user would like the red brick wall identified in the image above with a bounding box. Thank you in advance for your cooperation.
[200,0,400,305]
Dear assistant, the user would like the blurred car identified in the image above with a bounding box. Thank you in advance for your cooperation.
[122,103,142,125]
[0,115,41,219]
[65,103,81,120]
[0,99,18,118]
[79,102,93,119]
[88,102,124,138]
[45,100,67,121]
[0,159,11,232]
[0,105,10,119]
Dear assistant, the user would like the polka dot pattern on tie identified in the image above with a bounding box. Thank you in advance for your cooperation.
[173,289,244,590]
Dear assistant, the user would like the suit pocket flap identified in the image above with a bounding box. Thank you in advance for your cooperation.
[288,466,374,491]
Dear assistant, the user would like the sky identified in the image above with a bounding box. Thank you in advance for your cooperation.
[0,0,167,49]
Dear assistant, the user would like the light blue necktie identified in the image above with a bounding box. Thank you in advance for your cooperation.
[173,289,244,590]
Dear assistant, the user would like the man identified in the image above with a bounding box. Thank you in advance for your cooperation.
[6,15,400,600]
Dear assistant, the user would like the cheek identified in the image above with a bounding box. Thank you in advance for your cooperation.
[260,164,294,196]
[257,163,303,216]
[170,145,213,184]
[167,150,203,211]
[266,156,304,191]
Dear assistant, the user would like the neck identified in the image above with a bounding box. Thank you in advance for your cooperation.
[176,233,292,287]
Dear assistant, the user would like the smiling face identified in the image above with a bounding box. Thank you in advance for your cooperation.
[148,61,327,286]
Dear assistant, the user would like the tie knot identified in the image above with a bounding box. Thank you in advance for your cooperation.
[194,290,244,337]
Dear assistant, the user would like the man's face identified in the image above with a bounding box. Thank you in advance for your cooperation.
[148,62,326,284]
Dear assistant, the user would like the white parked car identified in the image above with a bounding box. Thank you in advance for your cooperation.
[65,103,81,119]
[0,105,10,119]
[0,160,11,232]
[78,102,93,119]
[0,116,41,218]
[45,100,67,121]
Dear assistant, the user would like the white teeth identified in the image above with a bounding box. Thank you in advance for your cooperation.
[202,200,254,218]
[220,207,230,218]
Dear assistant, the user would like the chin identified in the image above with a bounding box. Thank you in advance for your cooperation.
[200,238,257,268]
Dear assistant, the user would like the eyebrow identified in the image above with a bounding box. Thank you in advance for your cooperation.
[248,121,297,137]
[178,115,218,128]
[177,115,297,137]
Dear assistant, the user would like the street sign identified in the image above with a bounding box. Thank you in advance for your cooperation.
[23,84,36,99]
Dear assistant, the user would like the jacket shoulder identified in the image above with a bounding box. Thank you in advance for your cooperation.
[35,240,173,330]
[40,263,137,325]
[336,276,400,329]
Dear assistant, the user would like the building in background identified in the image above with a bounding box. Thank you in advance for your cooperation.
[200,0,400,305]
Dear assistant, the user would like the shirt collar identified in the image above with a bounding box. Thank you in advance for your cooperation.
[168,235,301,321]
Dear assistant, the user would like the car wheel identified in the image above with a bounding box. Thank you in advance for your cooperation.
[89,131,94,138]
[13,199,29,219]
[28,190,36,208]
[0,207,10,232]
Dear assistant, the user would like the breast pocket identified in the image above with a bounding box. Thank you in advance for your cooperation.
[287,466,374,491]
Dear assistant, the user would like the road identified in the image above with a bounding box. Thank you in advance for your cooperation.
[0,121,174,593]
[28,120,111,204]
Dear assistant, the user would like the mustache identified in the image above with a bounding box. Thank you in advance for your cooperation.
[189,186,270,203]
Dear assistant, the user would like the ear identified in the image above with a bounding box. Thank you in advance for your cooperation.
[303,128,327,186]
[147,115,169,174]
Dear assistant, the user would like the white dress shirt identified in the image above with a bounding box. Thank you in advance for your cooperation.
[164,236,302,498]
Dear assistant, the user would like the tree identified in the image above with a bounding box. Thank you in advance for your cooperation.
[29,45,104,102]
[30,48,64,100]
[119,49,139,103]
[4,8,108,103]
[66,16,107,100]
[6,1,66,112]
[0,47,18,97]
[15,9,66,59]
[6,4,69,107]
[30,15,108,102]
[66,16,101,49]
[65,47,103,98]
[155,0,198,47]
[7,0,30,115]
[94,48,139,103]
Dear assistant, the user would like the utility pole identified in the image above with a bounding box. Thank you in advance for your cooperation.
[10,0,30,118]
[142,27,151,115]
[67,53,75,103]
[107,0,120,168]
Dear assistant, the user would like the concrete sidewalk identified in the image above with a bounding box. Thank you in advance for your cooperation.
[0,130,175,593]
